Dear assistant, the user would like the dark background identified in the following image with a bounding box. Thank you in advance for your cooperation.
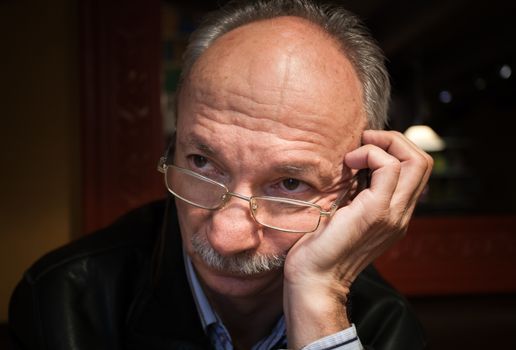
[164,0,516,216]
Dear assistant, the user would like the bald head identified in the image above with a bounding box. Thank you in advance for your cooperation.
[178,0,390,129]
[180,16,366,142]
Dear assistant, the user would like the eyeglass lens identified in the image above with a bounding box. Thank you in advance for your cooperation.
[166,166,321,232]
[251,197,321,232]
[166,167,227,209]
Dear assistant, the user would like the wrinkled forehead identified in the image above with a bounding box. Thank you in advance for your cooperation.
[177,16,366,149]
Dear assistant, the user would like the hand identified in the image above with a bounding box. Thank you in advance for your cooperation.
[283,130,433,348]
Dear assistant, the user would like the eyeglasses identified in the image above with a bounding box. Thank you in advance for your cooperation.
[157,157,357,233]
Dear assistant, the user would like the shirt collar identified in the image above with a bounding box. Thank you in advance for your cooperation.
[183,249,218,331]
[183,248,288,350]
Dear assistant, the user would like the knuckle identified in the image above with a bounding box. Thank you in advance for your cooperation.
[411,152,432,174]
[363,143,379,152]
[416,159,428,174]
[388,158,402,173]
[426,153,434,168]
[390,130,404,138]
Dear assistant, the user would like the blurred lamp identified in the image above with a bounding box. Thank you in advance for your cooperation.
[499,64,512,79]
[404,125,445,152]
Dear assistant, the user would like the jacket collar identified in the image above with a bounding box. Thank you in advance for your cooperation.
[125,197,211,349]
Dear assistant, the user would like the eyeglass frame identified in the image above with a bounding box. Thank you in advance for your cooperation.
[157,156,361,233]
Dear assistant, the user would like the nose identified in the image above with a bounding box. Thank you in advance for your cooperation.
[206,196,262,257]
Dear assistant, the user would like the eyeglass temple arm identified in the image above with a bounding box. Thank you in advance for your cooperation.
[157,156,167,173]
[158,132,177,173]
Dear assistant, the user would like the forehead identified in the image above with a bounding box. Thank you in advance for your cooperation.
[177,16,366,160]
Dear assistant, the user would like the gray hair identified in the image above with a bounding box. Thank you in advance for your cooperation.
[179,0,390,129]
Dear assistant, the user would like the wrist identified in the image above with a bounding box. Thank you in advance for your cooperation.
[284,279,351,349]
[283,270,352,304]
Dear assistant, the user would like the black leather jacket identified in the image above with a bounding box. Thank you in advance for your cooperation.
[9,199,426,349]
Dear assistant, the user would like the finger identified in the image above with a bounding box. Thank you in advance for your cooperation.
[364,130,433,188]
[362,130,426,160]
[363,130,431,183]
[345,144,401,208]
[362,130,433,220]
[363,131,432,186]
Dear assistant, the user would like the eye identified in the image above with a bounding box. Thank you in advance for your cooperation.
[187,154,226,182]
[282,178,301,191]
[192,154,208,168]
[274,178,311,196]
[186,154,213,172]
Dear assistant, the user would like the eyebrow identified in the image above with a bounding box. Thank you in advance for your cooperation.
[180,134,335,188]
[180,135,217,157]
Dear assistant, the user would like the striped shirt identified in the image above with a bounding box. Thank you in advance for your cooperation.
[184,254,363,350]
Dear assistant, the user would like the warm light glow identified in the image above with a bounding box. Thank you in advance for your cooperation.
[404,125,446,152]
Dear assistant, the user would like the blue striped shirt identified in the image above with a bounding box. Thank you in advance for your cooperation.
[184,254,363,350]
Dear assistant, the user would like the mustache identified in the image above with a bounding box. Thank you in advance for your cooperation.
[191,233,286,275]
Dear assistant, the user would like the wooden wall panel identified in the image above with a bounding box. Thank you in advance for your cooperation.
[375,215,516,295]
[80,0,165,234]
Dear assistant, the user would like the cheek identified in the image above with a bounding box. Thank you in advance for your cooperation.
[264,230,303,253]
[176,201,211,244]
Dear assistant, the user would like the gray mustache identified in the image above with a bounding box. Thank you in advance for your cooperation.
[191,233,286,275]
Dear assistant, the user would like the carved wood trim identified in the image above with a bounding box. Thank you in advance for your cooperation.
[80,0,164,234]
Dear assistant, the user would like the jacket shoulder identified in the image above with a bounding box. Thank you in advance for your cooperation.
[8,200,167,350]
[26,199,166,283]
